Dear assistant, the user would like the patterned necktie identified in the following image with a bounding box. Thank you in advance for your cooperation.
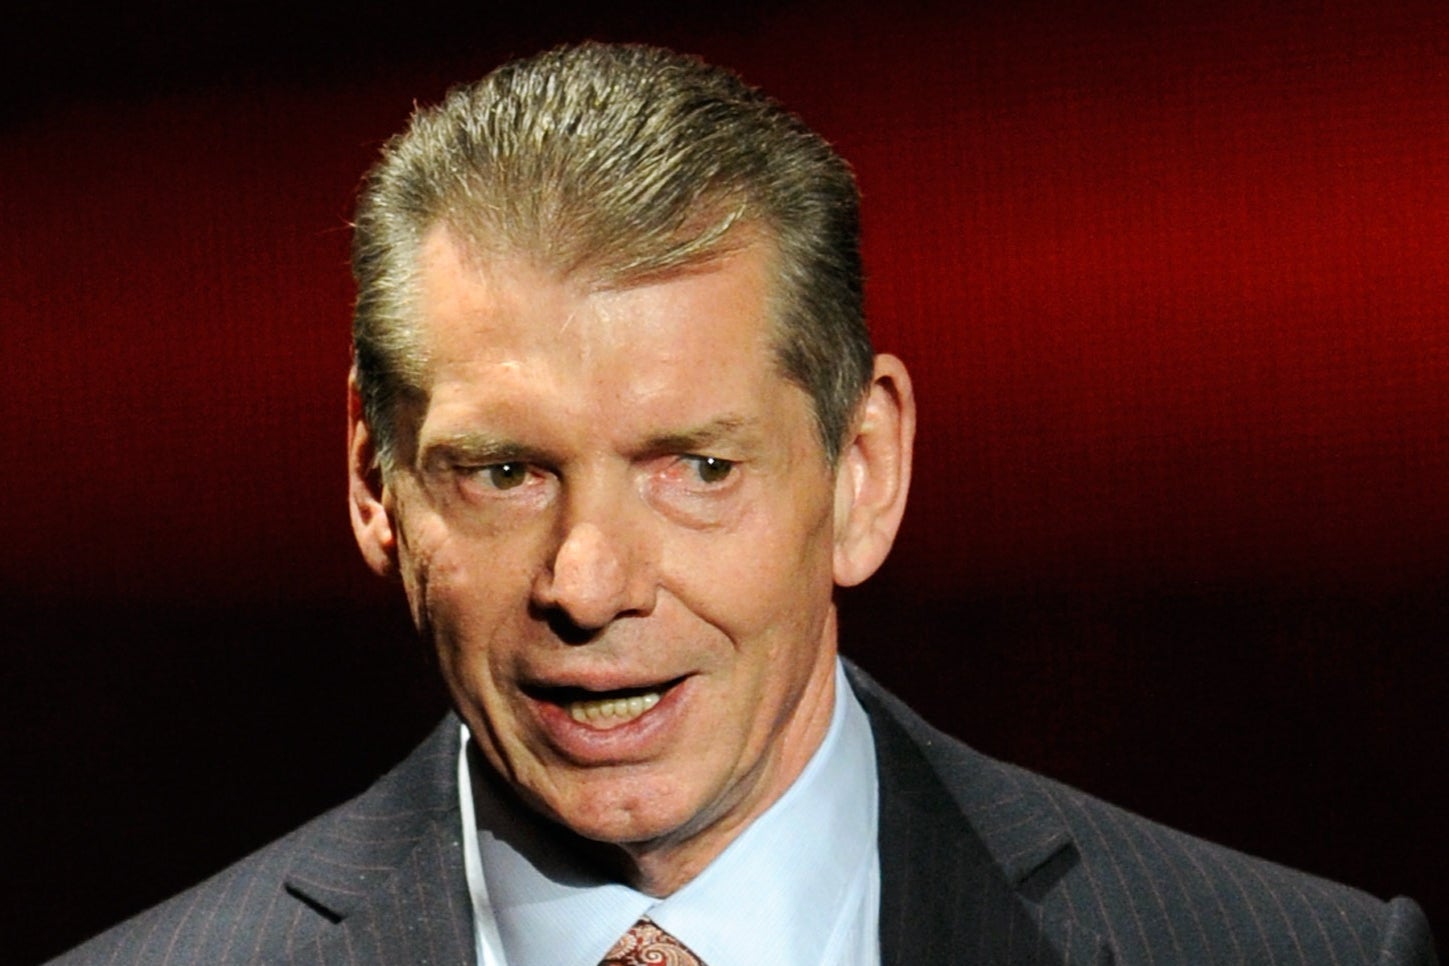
[599,917,706,965]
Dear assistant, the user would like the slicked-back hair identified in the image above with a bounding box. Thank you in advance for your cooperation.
[352,42,873,468]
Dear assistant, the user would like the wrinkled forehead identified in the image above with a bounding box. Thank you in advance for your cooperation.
[411,222,786,371]
[401,225,828,463]
[412,217,787,341]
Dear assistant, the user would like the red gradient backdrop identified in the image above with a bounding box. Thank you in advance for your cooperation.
[5,2,1446,959]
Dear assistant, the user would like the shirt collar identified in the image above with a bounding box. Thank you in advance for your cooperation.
[461,658,879,966]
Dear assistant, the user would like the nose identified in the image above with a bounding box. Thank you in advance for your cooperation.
[532,510,657,635]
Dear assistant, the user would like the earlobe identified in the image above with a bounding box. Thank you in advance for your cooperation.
[347,371,398,578]
[832,354,916,587]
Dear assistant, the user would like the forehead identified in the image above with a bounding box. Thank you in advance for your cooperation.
[407,226,810,449]
[415,226,774,358]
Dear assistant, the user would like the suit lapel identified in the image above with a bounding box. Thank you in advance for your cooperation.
[281,717,476,966]
[851,665,1111,966]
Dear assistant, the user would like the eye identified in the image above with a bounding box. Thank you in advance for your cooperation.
[687,455,735,485]
[481,462,530,490]
[646,453,741,527]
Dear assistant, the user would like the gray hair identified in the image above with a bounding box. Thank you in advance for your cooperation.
[352,42,872,467]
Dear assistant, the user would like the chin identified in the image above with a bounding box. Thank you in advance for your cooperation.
[544,780,707,849]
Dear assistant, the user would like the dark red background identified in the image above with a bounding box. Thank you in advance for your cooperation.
[5,2,1446,960]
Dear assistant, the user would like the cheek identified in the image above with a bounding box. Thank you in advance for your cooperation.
[390,501,442,630]
[676,498,836,643]
[421,551,513,647]
[417,550,517,718]
[411,542,550,701]
[394,510,499,644]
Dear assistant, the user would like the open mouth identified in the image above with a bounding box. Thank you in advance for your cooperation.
[527,678,685,730]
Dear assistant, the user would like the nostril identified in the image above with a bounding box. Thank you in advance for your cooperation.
[539,605,604,645]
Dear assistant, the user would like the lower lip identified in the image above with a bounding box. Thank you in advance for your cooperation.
[527,678,692,764]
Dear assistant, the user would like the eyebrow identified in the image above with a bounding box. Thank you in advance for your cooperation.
[642,415,760,455]
[417,432,552,469]
[416,414,763,469]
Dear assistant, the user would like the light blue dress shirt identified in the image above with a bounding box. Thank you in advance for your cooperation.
[458,659,881,966]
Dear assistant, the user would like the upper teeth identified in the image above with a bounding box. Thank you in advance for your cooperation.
[568,692,661,729]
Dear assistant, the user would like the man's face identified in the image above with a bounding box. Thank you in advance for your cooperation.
[365,228,846,884]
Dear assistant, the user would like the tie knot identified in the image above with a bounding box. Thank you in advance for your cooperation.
[599,917,705,965]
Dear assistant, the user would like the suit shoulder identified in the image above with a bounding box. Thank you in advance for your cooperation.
[1007,753,1436,964]
[848,663,1437,964]
[1007,752,1422,949]
[44,716,462,966]
[45,803,349,965]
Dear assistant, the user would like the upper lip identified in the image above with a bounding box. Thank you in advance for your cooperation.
[520,673,689,703]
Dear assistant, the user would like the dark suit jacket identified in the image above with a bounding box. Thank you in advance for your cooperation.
[50,665,1437,965]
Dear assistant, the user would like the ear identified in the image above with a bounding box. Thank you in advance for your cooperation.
[833,354,915,587]
[347,370,398,577]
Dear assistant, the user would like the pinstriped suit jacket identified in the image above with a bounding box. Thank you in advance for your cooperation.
[49,664,1437,965]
